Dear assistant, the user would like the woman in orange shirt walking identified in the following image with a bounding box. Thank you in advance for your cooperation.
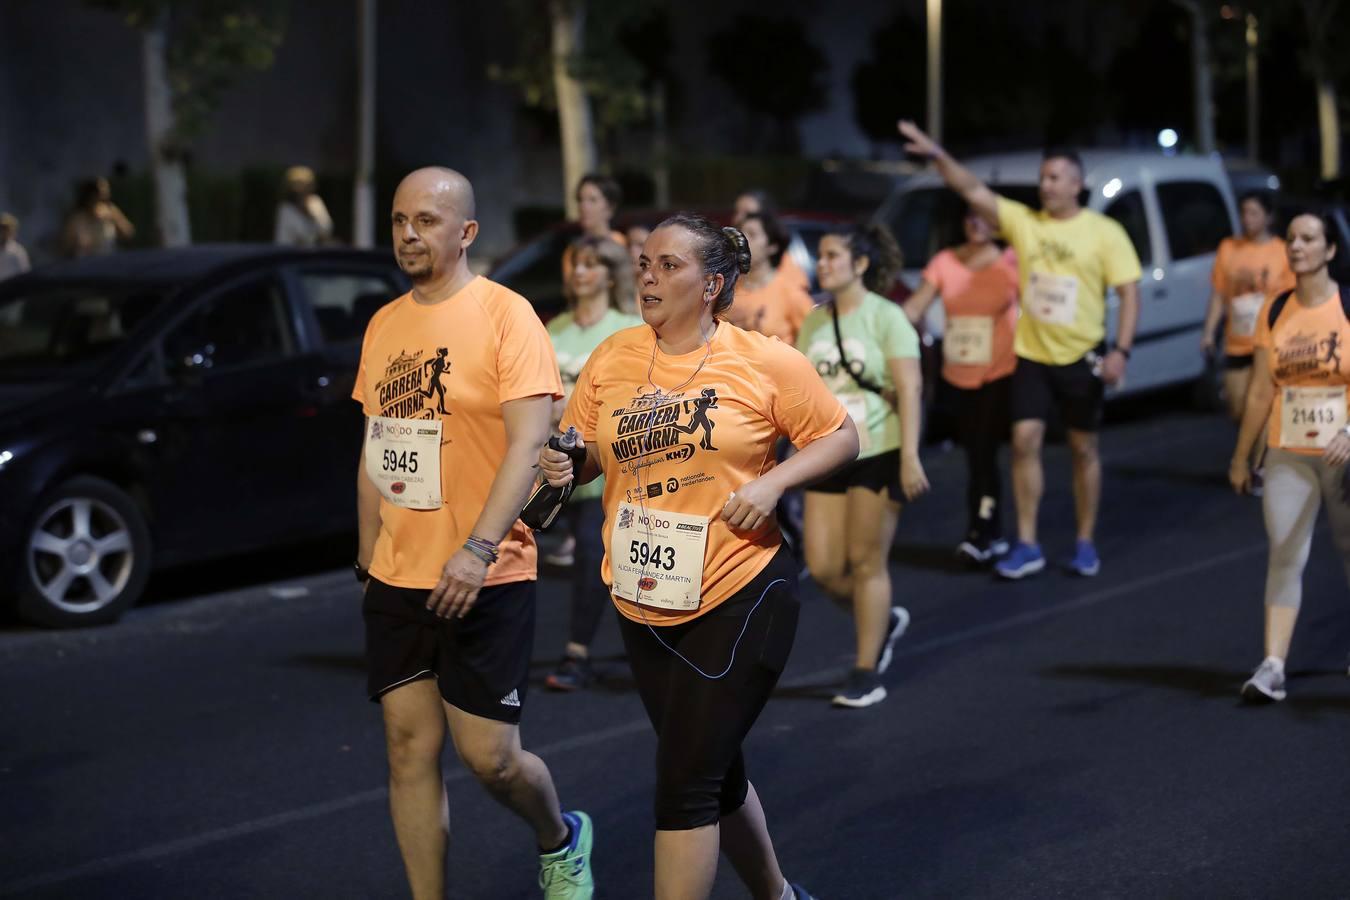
[1230,211,1350,703]
[905,207,1020,563]
[540,213,856,900]
[726,210,816,346]
[1203,191,1296,425]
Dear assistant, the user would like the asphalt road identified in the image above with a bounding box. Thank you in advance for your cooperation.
[2,399,1349,899]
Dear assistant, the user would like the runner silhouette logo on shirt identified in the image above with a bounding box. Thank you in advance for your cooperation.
[609,388,722,472]
[374,348,454,421]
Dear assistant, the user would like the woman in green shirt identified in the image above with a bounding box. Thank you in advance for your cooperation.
[797,222,929,709]
[544,235,642,691]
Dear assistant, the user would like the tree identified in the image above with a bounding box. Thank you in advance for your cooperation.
[706,14,828,154]
[87,1,286,246]
[490,0,666,217]
[1297,0,1345,180]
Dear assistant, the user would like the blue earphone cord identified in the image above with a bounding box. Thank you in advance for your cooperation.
[631,324,780,680]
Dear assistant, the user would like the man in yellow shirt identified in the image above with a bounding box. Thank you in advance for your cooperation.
[899,121,1142,580]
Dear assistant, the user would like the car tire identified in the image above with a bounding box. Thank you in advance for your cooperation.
[16,476,152,628]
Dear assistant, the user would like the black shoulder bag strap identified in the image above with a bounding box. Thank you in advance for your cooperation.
[1267,285,1350,330]
[829,300,887,396]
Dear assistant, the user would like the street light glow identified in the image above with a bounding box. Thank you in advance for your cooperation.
[1158,128,1179,149]
[1102,178,1123,199]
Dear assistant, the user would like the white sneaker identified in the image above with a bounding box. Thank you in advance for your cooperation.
[1241,657,1287,703]
[876,606,910,675]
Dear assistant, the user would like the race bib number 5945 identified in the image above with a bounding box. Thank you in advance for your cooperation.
[364,416,443,509]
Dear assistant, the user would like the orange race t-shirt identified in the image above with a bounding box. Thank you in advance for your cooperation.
[1212,236,1295,357]
[724,262,816,346]
[561,322,846,626]
[353,276,563,588]
[1254,289,1350,455]
[921,247,1019,389]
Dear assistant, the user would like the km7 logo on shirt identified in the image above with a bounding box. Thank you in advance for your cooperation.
[375,348,454,420]
[609,388,720,472]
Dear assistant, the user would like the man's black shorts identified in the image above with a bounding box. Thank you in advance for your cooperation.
[805,448,902,502]
[363,577,535,724]
[1010,352,1105,432]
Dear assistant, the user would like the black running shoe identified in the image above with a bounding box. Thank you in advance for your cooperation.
[831,668,886,709]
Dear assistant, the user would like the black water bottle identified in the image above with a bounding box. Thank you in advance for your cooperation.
[521,427,588,530]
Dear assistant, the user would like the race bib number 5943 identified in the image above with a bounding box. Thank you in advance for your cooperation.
[364,416,443,509]
[610,503,707,611]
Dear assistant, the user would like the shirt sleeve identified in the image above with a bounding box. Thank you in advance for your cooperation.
[880,303,921,360]
[1253,294,1275,351]
[763,341,848,448]
[995,196,1034,254]
[1101,218,1144,287]
[495,292,565,404]
[352,310,377,414]
[1211,239,1231,295]
[920,250,949,293]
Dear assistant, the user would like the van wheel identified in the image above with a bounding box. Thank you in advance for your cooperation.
[16,477,152,628]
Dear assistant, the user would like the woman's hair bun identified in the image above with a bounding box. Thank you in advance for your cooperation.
[722,226,753,274]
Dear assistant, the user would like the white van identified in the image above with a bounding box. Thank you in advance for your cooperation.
[876,151,1238,396]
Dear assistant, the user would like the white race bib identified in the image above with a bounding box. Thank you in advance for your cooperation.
[364,416,443,509]
[1027,272,1080,326]
[610,503,707,611]
[944,315,995,365]
[1280,387,1348,450]
[1229,292,1264,338]
[842,393,871,452]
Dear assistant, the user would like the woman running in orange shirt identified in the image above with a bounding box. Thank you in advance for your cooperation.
[1230,211,1350,703]
[541,213,856,900]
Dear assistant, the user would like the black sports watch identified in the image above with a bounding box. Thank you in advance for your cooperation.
[354,561,370,584]
[1113,346,1132,360]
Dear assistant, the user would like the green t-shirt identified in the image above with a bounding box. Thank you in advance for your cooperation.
[548,307,642,500]
[797,291,919,458]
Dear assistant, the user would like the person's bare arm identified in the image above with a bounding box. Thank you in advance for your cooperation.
[1230,349,1275,493]
[1102,281,1141,386]
[902,279,940,327]
[1201,290,1224,353]
[356,439,382,572]
[427,394,553,618]
[720,420,859,532]
[889,356,930,500]
[897,120,999,225]
[104,203,135,240]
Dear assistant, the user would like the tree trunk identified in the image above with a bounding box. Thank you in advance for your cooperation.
[352,0,377,247]
[549,0,597,219]
[1173,0,1215,154]
[1315,76,1341,181]
[141,13,191,247]
[651,81,670,209]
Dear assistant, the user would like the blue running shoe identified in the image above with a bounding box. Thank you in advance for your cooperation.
[1067,539,1100,577]
[995,542,1045,580]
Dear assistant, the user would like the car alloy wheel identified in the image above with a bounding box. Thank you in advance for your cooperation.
[27,496,136,615]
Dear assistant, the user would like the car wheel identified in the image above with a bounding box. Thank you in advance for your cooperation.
[16,476,151,628]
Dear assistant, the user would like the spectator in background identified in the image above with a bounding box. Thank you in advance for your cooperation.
[0,213,30,280]
[624,222,651,273]
[562,174,625,280]
[725,210,814,346]
[62,177,135,258]
[732,187,809,292]
[274,166,334,247]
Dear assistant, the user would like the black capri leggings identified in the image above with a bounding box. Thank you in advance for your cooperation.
[617,548,800,831]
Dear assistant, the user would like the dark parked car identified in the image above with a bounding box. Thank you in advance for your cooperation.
[0,245,408,627]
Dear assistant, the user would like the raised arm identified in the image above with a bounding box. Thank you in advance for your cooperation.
[897,120,999,226]
[902,279,940,327]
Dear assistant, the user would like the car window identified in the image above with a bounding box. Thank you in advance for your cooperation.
[0,285,167,372]
[1157,181,1230,261]
[298,269,402,343]
[164,275,294,372]
[884,186,1040,270]
[1104,190,1152,266]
